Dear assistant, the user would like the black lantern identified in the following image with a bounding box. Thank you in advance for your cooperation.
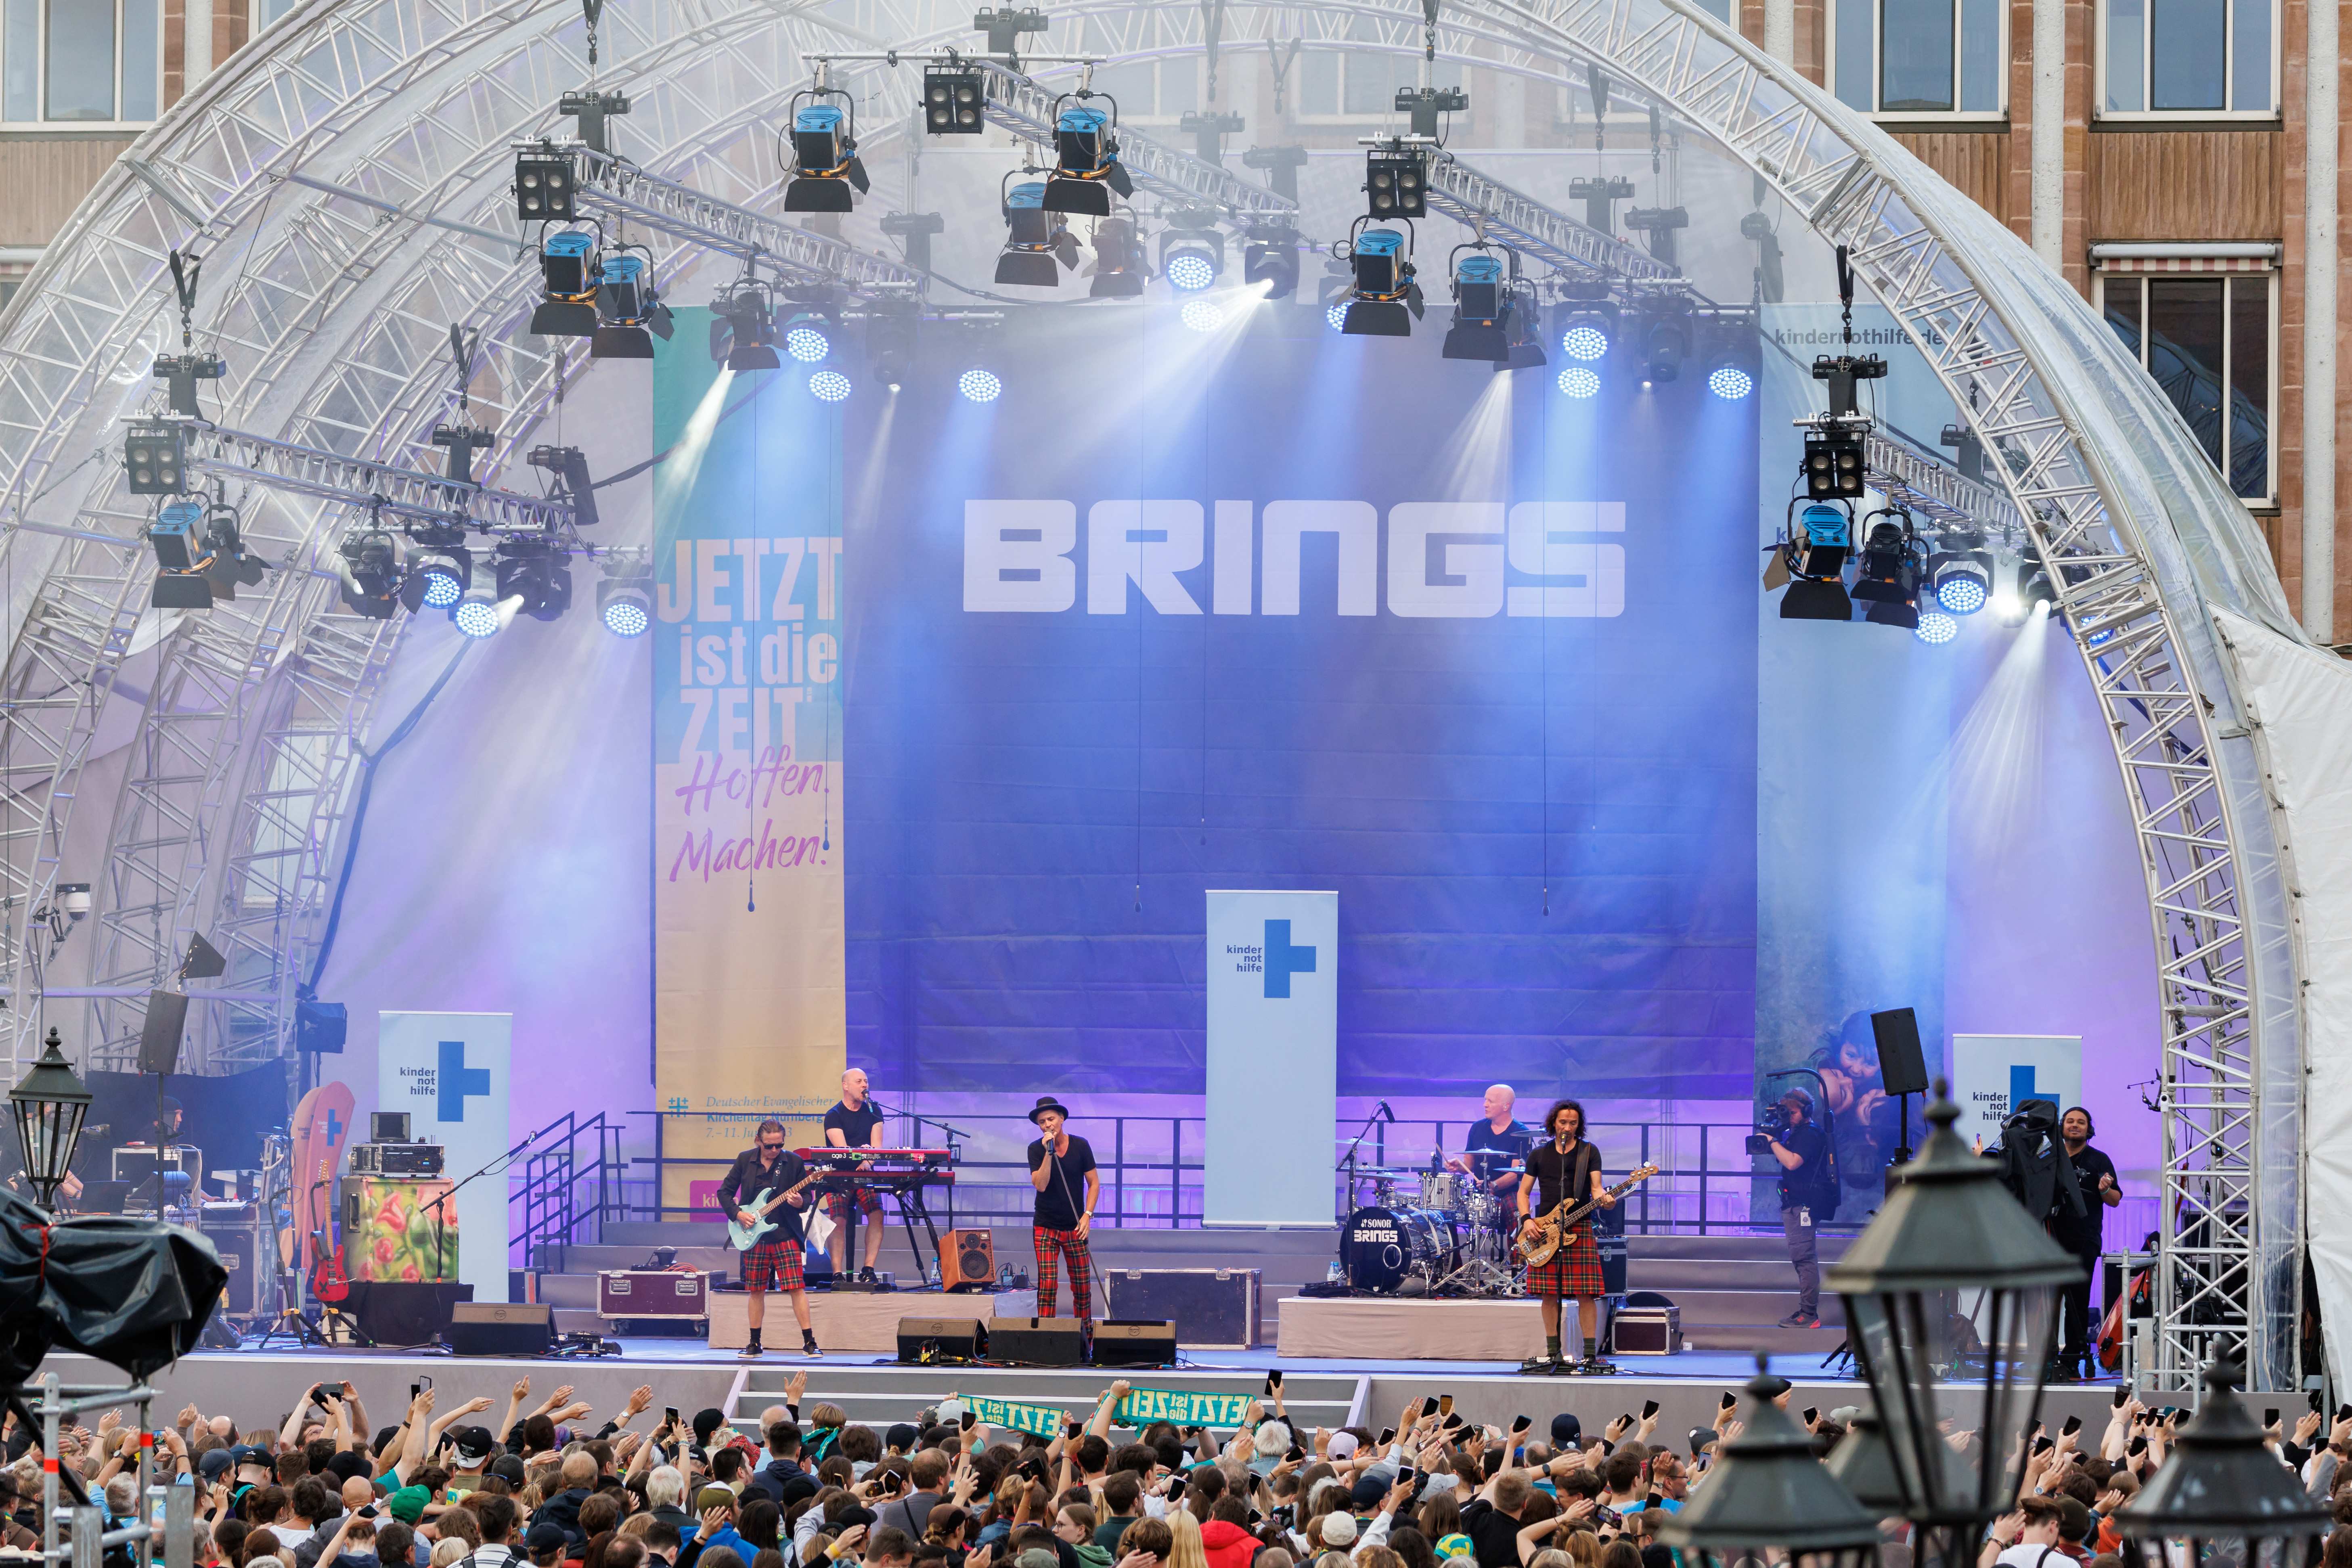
[1825,1082,2081,1542]
[1660,1363,1881,1568]
[1824,1411,1908,1519]
[2114,1357,2328,1568]
[9,1027,91,1209]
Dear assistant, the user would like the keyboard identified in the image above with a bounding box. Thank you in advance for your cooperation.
[795,1147,954,1170]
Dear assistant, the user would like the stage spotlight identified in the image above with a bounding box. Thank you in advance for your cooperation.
[338,529,403,620]
[1802,425,1867,499]
[493,538,571,622]
[784,316,832,362]
[1708,363,1755,399]
[1558,300,1615,361]
[996,179,1079,287]
[195,502,266,602]
[782,93,869,213]
[125,422,188,495]
[400,540,471,613]
[148,498,213,609]
[2022,556,2059,616]
[809,369,852,401]
[452,586,503,639]
[710,283,780,372]
[1325,301,1349,333]
[924,65,987,133]
[1639,302,1690,384]
[1340,222,1420,337]
[514,149,574,220]
[591,252,672,359]
[1242,232,1299,299]
[1086,216,1148,297]
[598,557,653,637]
[1851,515,1921,631]
[1914,608,1959,645]
[1493,287,1548,372]
[959,368,1002,403]
[1556,366,1600,398]
[1364,147,1426,218]
[1043,100,1133,215]
[1162,233,1221,292]
[1991,564,2027,624]
[530,231,600,338]
[866,303,917,391]
[1440,250,1510,364]
[1779,500,1854,621]
[1180,298,1224,334]
[1929,540,1993,615]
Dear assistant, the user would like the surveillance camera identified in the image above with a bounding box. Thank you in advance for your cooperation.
[55,884,90,920]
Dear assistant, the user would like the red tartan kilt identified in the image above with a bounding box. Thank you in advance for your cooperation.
[741,1237,804,1291]
[1521,1226,1604,1298]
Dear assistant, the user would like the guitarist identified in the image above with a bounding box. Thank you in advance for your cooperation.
[1520,1099,1615,1374]
[716,1119,822,1361]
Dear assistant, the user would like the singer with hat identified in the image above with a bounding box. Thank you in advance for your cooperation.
[1025,1095,1099,1319]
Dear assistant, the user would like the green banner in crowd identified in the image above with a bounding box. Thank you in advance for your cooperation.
[1116,1388,1257,1429]
[961,1394,1068,1438]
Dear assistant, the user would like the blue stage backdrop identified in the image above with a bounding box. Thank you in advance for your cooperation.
[843,304,1760,1099]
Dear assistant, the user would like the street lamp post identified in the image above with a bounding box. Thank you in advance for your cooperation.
[2113,1356,2328,1568]
[1661,1363,1883,1568]
[7,1027,90,1210]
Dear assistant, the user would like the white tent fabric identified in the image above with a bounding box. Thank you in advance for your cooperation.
[2213,605,2352,1386]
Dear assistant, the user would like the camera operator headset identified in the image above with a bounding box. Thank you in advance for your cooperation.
[1759,1087,1836,1329]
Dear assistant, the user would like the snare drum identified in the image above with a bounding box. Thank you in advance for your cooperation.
[1418,1171,1469,1213]
[1342,1204,1461,1293]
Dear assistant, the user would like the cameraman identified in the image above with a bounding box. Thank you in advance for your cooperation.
[1764,1087,1833,1329]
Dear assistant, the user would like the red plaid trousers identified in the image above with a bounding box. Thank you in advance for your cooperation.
[1033,1225,1093,1317]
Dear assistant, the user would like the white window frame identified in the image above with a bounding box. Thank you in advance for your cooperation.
[1827,0,2009,121]
[0,0,160,130]
[2092,264,2279,505]
[2094,0,2279,118]
[1294,47,1462,126]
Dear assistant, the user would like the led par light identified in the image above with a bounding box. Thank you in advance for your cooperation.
[598,557,654,637]
[1365,149,1426,218]
[514,150,575,220]
[1160,226,1223,293]
[924,66,986,133]
[125,422,188,496]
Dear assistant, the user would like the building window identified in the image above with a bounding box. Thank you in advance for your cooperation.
[1087,58,1201,125]
[2098,269,2273,501]
[0,0,157,124]
[2100,0,2274,113]
[1832,0,2004,114]
[1298,27,1463,120]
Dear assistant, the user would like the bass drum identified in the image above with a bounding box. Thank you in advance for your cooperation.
[1343,1205,1460,1293]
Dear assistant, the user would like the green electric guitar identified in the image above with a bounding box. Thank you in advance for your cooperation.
[727,1168,825,1250]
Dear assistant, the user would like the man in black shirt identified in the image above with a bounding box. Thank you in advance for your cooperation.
[714,1118,820,1359]
[821,1069,888,1283]
[1025,1095,1100,1318]
[1763,1087,1833,1328]
[2053,1106,2121,1377]
[1518,1099,1616,1371]
[1448,1084,1533,1211]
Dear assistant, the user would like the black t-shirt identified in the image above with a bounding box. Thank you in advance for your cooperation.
[1777,1121,1833,1208]
[2054,1143,2116,1252]
[824,1101,886,1151]
[1525,1139,1603,1221]
[1027,1135,1097,1229]
[1459,1499,1525,1568]
[1462,1118,1533,1182]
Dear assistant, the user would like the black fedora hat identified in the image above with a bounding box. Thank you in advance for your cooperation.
[1028,1094,1072,1124]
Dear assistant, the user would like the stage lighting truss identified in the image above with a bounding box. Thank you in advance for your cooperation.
[996,174,1080,287]
[1159,216,1224,293]
[1087,214,1149,297]
[1337,217,1422,337]
[598,551,655,637]
[591,247,674,360]
[1778,497,1854,621]
[1851,507,1926,630]
[514,148,576,220]
[1440,246,1514,364]
[1365,145,1427,219]
[1242,229,1301,299]
[1929,535,1995,615]
[781,83,870,214]
[531,227,602,338]
[924,64,987,133]
[1043,93,1134,215]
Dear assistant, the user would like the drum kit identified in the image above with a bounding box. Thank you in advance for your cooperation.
[1340,1162,1526,1296]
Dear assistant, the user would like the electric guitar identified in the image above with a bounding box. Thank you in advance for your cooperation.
[307,1160,349,1303]
[726,1168,827,1251]
[1519,1162,1660,1267]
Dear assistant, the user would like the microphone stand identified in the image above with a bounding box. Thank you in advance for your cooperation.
[423,1118,573,1336]
[1336,1109,1386,1221]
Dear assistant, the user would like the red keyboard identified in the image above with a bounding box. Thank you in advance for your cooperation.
[795,1147,953,1168]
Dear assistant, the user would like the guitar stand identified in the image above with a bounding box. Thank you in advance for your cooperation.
[251,1305,329,1350]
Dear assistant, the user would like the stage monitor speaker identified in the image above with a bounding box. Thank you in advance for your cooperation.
[199,1211,266,1314]
[138,989,190,1075]
[1090,1319,1176,1368]
[371,1112,412,1143]
[897,1315,988,1363]
[296,1001,348,1054]
[446,1301,553,1356]
[942,1230,995,1291]
[989,1315,1085,1367]
[1871,1007,1929,1095]
[351,1281,474,1346]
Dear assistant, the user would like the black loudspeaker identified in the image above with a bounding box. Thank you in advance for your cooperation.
[296,1001,348,1054]
[446,1300,553,1356]
[138,990,190,1075]
[351,1282,475,1346]
[199,1211,266,1314]
[896,1316,988,1363]
[989,1315,1086,1367]
[1090,1319,1175,1368]
[1871,1007,1929,1095]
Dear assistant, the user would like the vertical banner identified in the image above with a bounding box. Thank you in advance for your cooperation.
[1204,890,1337,1227]
[652,330,847,1209]
[289,1081,355,1280]
[1950,1033,2082,1147]
[377,1011,510,1299]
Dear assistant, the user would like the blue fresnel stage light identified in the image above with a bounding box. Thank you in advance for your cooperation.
[1340,222,1421,337]
[1440,250,1511,364]
[959,368,1003,403]
[996,178,1080,287]
[1042,99,1133,215]
[1556,366,1600,398]
[782,90,870,213]
[809,369,852,402]
[1780,499,1854,621]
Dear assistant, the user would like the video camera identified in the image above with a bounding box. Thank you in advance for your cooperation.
[1745,1101,1792,1156]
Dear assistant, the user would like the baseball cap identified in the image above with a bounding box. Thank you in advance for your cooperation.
[229,1445,272,1473]
[385,1485,430,1525]
[886,1423,919,1453]
[1435,1537,1474,1561]
[525,1523,570,1555]
[1326,1432,1359,1461]
[1549,1413,1582,1448]
[197,1449,235,1483]
[1319,1514,1358,1546]
[453,1427,495,1465]
[1349,1475,1387,1511]
[490,1456,527,1486]
[695,1486,736,1513]
[1687,1429,1717,1456]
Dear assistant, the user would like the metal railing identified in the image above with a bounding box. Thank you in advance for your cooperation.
[509,1110,626,1267]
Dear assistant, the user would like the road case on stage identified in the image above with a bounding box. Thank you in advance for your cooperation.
[1102,1267,1261,1349]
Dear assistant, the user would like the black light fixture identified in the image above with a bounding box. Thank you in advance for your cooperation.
[514,149,575,220]
[196,501,265,603]
[1638,297,1691,384]
[1825,1082,2081,1560]
[494,538,572,622]
[1805,425,1868,499]
[125,422,188,496]
[924,65,987,133]
[865,301,918,391]
[1085,216,1147,298]
[782,90,870,214]
[1852,514,1922,630]
[995,177,1078,287]
[591,251,672,360]
[1242,230,1299,299]
[1658,1361,1881,1568]
[1780,499,1854,622]
[149,498,213,609]
[1365,147,1426,218]
[339,529,402,620]
[711,281,780,372]
[10,1026,92,1212]
[1158,221,1224,293]
[2113,1356,2329,1568]
[597,554,654,637]
[1493,285,1548,372]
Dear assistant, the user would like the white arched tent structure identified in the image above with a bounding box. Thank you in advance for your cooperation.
[0,0,2340,1392]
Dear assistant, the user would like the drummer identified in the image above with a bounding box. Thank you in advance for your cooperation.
[1447,1083,1533,1208]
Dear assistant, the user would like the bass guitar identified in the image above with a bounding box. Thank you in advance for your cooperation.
[727,1168,827,1251]
[1520,1162,1660,1267]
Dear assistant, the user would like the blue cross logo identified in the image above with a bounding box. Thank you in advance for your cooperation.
[1263,919,1317,999]
[438,1039,492,1122]
[322,1108,343,1147]
[2009,1064,2038,1114]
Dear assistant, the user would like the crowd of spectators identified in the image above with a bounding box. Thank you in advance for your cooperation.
[8,1371,2351,1568]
